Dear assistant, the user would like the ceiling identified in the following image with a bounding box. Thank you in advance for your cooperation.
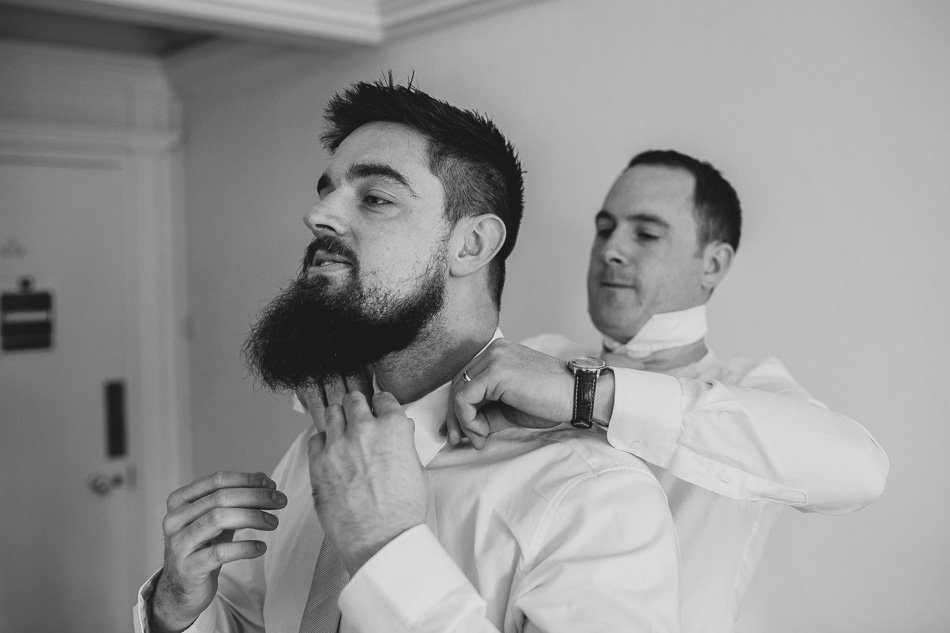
[0,0,538,58]
[0,3,215,56]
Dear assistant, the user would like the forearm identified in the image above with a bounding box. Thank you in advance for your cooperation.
[607,367,888,513]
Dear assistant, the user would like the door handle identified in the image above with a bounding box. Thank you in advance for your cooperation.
[88,472,123,496]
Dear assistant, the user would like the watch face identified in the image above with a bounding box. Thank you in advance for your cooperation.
[569,357,607,372]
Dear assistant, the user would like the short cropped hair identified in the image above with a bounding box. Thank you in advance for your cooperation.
[627,150,742,252]
[322,74,525,307]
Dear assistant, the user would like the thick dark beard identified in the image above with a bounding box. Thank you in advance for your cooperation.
[243,241,447,393]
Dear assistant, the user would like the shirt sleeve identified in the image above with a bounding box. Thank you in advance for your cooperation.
[132,540,267,633]
[340,525,496,633]
[339,469,679,633]
[606,358,889,514]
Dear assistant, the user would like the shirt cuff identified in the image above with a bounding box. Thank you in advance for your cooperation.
[133,569,217,633]
[606,368,683,464]
[339,525,487,633]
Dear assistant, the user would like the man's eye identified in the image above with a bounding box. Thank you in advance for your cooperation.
[364,194,391,206]
[595,225,613,238]
[637,232,659,241]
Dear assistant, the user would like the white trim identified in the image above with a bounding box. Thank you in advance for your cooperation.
[380,0,543,39]
[0,119,181,152]
[6,0,384,44]
[107,0,383,42]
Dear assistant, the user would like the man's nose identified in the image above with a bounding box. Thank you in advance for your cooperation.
[304,193,346,235]
[601,233,631,266]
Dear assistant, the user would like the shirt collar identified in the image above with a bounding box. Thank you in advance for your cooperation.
[374,328,504,467]
[602,305,708,359]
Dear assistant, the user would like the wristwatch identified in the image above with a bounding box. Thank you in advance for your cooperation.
[567,357,610,429]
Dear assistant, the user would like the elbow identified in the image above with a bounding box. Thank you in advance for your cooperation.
[861,447,890,506]
[803,442,890,515]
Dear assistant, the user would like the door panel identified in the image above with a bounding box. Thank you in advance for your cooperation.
[1,154,137,633]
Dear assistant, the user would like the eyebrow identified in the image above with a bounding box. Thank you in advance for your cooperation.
[317,162,419,198]
[596,210,671,229]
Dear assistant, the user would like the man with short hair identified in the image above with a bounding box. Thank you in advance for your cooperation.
[133,79,680,633]
[445,149,889,633]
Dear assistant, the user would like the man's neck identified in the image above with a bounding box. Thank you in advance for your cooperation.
[602,304,709,371]
[372,318,498,404]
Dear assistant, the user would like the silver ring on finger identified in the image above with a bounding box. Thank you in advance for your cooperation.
[462,371,472,383]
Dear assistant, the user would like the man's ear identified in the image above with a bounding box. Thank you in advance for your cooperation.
[700,241,735,291]
[449,214,507,278]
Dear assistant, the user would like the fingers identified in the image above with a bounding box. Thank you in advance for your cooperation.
[370,391,401,416]
[172,507,279,559]
[448,362,494,448]
[183,537,269,577]
[167,471,275,512]
[165,483,288,535]
[308,430,327,454]
[298,383,329,412]
[324,403,346,442]
[293,389,310,412]
[319,392,401,447]
[162,471,287,585]
[344,372,373,398]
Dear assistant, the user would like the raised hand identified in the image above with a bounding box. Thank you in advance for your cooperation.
[308,391,427,575]
[444,339,576,449]
[149,471,288,633]
[295,371,373,431]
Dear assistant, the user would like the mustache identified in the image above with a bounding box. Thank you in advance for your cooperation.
[301,235,359,273]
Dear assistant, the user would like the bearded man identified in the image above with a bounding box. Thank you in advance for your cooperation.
[132,77,680,633]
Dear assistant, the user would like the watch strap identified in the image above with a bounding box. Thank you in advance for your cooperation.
[572,368,598,429]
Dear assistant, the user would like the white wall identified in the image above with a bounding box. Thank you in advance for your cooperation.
[180,1,950,630]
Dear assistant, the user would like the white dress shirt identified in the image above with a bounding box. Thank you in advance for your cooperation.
[134,333,681,633]
[522,331,889,633]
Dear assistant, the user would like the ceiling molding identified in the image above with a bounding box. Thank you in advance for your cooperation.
[380,0,540,40]
[3,0,384,45]
[6,0,542,46]
[6,0,546,93]
[100,0,385,44]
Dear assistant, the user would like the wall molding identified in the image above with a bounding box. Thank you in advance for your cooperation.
[0,119,181,152]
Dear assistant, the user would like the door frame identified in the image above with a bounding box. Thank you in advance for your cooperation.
[0,111,190,583]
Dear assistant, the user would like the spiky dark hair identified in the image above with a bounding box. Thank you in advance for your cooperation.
[322,73,525,307]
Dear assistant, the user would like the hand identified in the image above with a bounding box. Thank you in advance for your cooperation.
[444,339,576,449]
[149,472,288,633]
[295,371,373,431]
[308,391,427,575]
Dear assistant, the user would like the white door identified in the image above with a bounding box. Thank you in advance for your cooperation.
[0,152,139,632]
